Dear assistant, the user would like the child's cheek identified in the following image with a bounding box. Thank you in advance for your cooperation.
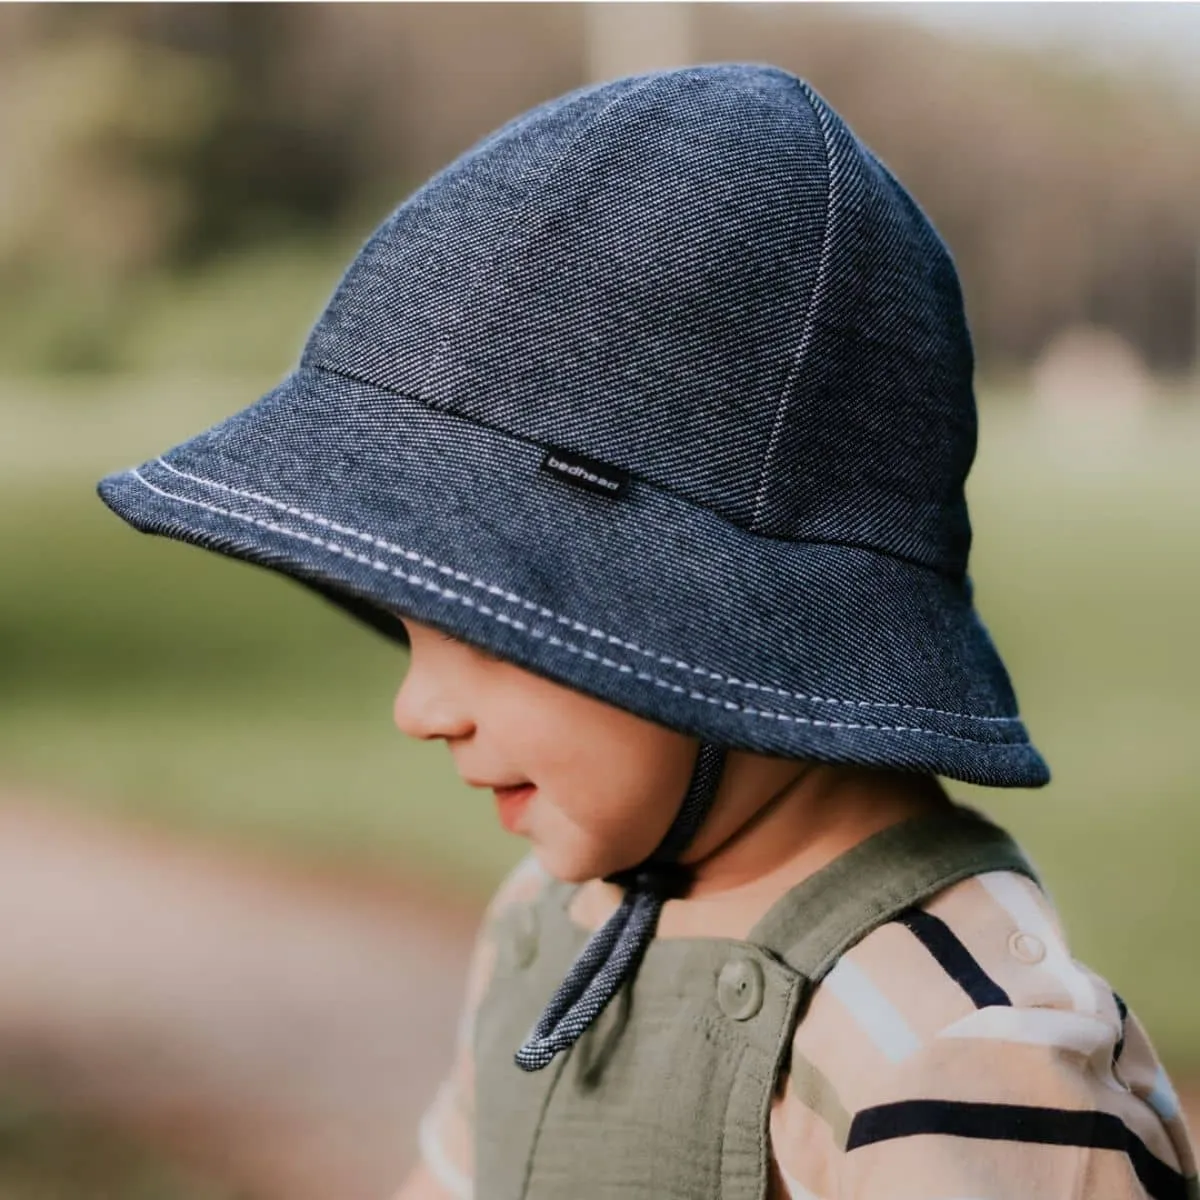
[525,795,625,884]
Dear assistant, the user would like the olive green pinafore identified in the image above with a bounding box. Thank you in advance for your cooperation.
[475,806,1037,1200]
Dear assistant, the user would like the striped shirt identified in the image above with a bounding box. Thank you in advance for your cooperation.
[417,854,1197,1199]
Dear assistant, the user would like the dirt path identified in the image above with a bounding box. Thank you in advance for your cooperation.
[0,798,482,1200]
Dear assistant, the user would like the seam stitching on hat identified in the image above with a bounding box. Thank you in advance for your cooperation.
[416,73,664,405]
[151,457,1018,726]
[128,467,1017,746]
[310,362,964,578]
[137,459,1025,734]
[749,78,835,531]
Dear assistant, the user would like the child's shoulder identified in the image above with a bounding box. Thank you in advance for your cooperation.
[442,854,553,1077]
[462,852,555,992]
[775,868,1195,1193]
[794,867,1127,1098]
[482,852,552,923]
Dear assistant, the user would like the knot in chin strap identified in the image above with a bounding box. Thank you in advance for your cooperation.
[513,741,727,1072]
[602,860,695,901]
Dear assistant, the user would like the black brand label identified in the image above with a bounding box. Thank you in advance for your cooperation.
[539,446,630,498]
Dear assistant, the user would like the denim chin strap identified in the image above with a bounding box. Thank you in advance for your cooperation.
[514,741,728,1072]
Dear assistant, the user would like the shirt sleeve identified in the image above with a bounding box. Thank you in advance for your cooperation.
[769,870,1197,1200]
[836,1008,1195,1200]
[413,853,549,1199]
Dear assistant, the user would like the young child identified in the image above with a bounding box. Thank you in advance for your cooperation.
[97,64,1194,1200]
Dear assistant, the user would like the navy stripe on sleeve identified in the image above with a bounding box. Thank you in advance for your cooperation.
[895,907,1011,1008]
[847,1100,1189,1200]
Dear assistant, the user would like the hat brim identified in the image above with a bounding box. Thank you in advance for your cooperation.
[97,366,1048,787]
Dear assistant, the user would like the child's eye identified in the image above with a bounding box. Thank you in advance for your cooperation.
[430,626,493,660]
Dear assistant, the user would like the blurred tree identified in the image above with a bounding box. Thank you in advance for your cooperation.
[2,3,1197,377]
[0,28,220,280]
[584,3,694,82]
[0,16,223,368]
[699,5,1200,373]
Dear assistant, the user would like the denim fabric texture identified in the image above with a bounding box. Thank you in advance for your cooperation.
[97,62,1050,788]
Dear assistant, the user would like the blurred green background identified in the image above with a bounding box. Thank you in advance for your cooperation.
[1,3,1198,1195]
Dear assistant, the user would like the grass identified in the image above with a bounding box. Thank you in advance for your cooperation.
[0,237,362,377]
[0,371,526,892]
[959,403,1200,1060]
[3,374,1200,1067]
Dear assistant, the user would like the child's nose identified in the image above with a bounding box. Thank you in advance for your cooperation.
[392,676,475,742]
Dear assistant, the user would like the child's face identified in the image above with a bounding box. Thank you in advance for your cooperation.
[392,616,700,882]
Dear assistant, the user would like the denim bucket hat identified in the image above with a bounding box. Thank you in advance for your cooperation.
[97,61,1047,787]
[98,63,1048,1064]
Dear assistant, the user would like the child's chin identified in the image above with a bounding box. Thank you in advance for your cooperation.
[530,845,602,885]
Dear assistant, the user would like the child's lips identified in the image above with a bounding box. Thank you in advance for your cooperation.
[493,784,535,833]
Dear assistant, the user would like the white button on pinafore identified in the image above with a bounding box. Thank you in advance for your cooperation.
[1008,930,1046,964]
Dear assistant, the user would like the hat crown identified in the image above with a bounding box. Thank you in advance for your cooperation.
[303,63,976,574]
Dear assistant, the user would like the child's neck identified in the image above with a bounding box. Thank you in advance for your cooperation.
[571,766,954,940]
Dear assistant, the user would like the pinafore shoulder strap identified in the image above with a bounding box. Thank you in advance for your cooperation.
[747,804,1039,983]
